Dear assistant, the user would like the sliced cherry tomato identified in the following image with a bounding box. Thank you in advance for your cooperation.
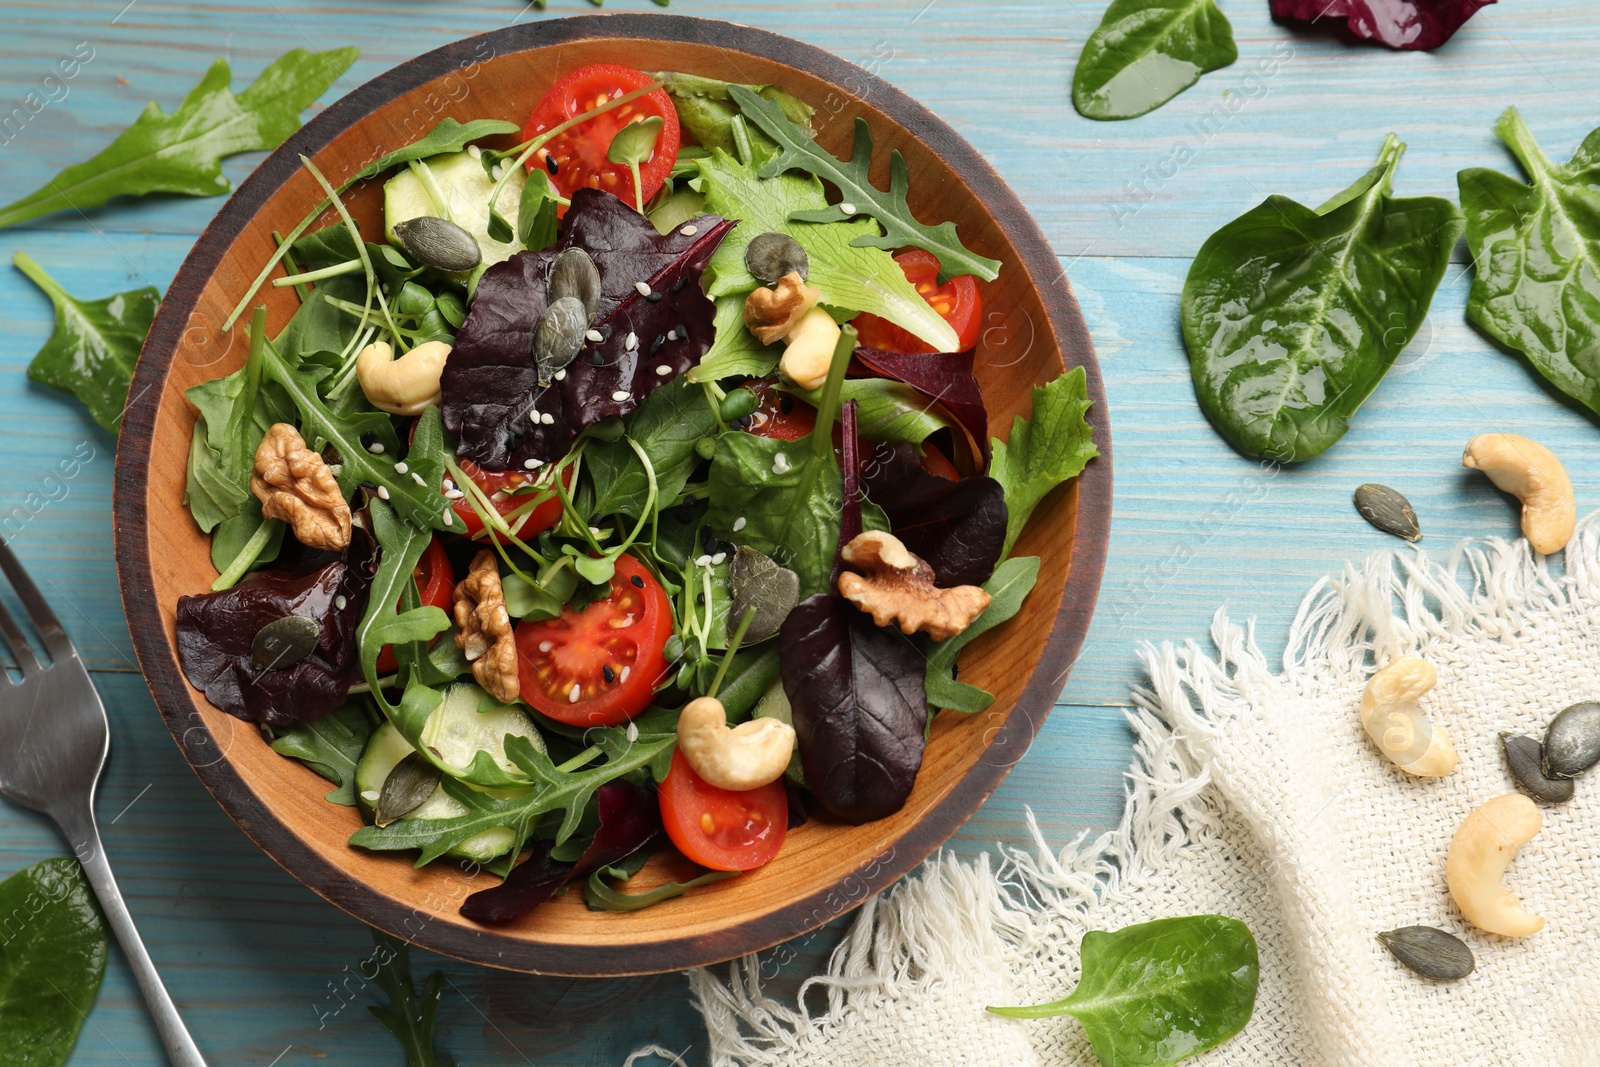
[451,458,568,544]
[659,749,787,871]
[375,536,454,675]
[852,250,983,354]
[522,63,680,210]
[745,386,817,441]
[514,553,672,727]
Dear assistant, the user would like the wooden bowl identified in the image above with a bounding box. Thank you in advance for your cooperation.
[114,14,1111,976]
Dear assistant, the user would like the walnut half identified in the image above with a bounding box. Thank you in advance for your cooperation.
[251,423,352,550]
[453,550,519,704]
[837,531,990,642]
[742,270,821,345]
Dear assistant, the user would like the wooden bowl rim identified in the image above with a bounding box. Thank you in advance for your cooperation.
[113,13,1112,975]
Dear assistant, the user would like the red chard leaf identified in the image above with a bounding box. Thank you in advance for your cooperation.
[1268,0,1494,50]
[862,442,1007,587]
[442,189,735,470]
[853,347,990,467]
[834,399,862,585]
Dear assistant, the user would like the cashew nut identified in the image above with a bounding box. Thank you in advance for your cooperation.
[1462,433,1576,555]
[779,306,842,392]
[1446,793,1544,937]
[1359,656,1456,777]
[356,339,451,416]
[676,695,796,792]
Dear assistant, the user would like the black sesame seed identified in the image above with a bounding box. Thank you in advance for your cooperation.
[597,323,614,340]
[630,574,644,588]
[650,334,666,354]
[696,593,705,606]
[602,664,615,684]
[589,351,604,367]
[672,503,695,523]
[546,155,559,175]
[643,289,663,303]
[701,527,719,550]
[671,277,687,293]
[359,480,378,491]
[779,395,795,415]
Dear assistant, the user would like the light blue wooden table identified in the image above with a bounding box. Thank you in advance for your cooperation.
[2,1,1597,1062]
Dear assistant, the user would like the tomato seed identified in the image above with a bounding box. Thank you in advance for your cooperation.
[700,812,715,833]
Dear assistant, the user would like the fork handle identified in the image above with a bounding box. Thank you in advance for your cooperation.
[53,801,209,1067]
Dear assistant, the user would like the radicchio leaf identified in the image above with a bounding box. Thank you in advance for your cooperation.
[441,189,736,469]
[459,779,660,925]
[853,347,990,467]
[1268,0,1494,50]
[176,527,375,726]
[779,594,927,824]
[862,442,1007,587]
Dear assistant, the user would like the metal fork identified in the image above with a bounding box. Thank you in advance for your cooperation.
[0,537,207,1067]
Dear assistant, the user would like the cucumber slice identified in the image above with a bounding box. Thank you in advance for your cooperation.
[384,151,526,270]
[647,188,705,235]
[354,722,521,863]
[420,682,545,783]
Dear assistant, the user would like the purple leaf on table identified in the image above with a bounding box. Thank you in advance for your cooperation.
[1268,0,1495,50]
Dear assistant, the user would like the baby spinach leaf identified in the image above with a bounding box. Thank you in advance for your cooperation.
[1183,136,1461,464]
[0,48,356,231]
[1073,0,1237,121]
[366,929,452,1067]
[270,702,374,805]
[1269,0,1494,50]
[586,378,719,519]
[729,85,1001,283]
[13,252,159,433]
[924,556,1040,713]
[990,914,1258,1067]
[656,71,814,158]
[1459,109,1600,416]
[990,367,1098,555]
[0,858,108,1067]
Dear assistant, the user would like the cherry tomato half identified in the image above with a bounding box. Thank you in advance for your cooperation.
[375,536,454,675]
[852,250,983,354]
[522,63,680,210]
[745,386,816,442]
[659,749,787,871]
[514,553,673,727]
[451,458,568,544]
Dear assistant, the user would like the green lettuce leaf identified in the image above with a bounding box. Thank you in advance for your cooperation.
[990,367,1098,555]
[924,556,1041,713]
[687,294,779,383]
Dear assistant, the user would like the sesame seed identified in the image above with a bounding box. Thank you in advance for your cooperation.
[377,485,390,500]
[335,595,347,610]
[695,554,712,567]
[524,458,538,469]
[630,575,644,588]
[665,328,678,341]
[468,145,482,159]
[492,163,506,181]
[655,364,672,376]
[625,721,639,742]
[634,281,652,297]
[733,516,747,532]
[680,224,698,236]
[620,665,631,682]
[361,789,380,803]
[546,155,559,176]
[394,461,409,474]
[554,369,566,381]
[644,290,663,303]
[772,453,792,475]
[602,664,615,684]
[711,551,727,566]
[411,472,426,486]
[542,413,555,425]
[367,441,385,455]
[590,352,604,366]
[569,684,582,703]
[625,332,638,351]
[445,489,465,499]
[585,329,604,343]
[589,526,603,537]
[612,390,631,402]
[442,478,455,490]
[530,409,541,424]
[839,201,857,215]
[442,509,454,526]
[672,278,686,293]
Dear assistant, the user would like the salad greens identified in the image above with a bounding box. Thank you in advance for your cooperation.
[1183,136,1462,463]
[990,367,1099,555]
[0,49,356,232]
[12,252,159,433]
[1072,0,1237,121]
[1459,109,1600,417]
[657,72,813,158]
[270,703,375,805]
[990,915,1259,1067]
[925,556,1041,713]
[0,858,109,1067]
[367,929,453,1067]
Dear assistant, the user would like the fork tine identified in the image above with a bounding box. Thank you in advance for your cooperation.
[0,537,74,663]
[0,595,40,676]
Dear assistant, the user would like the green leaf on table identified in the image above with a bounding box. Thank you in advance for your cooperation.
[0,858,109,1067]
[729,84,1001,283]
[925,556,1041,713]
[990,367,1098,556]
[655,71,814,158]
[0,48,357,231]
[586,378,720,519]
[367,928,453,1067]
[693,148,960,351]
[687,294,780,383]
[13,252,159,433]
[270,703,374,805]
[1182,135,1462,464]
[989,914,1258,1067]
[1459,108,1600,416]
[1072,0,1238,121]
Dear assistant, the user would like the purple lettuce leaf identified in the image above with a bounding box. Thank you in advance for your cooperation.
[176,528,375,726]
[853,347,990,468]
[862,442,1007,587]
[1268,0,1495,50]
[441,189,736,470]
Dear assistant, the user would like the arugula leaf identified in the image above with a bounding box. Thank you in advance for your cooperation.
[990,367,1098,555]
[728,85,1001,283]
[1459,109,1600,416]
[656,71,814,157]
[0,48,356,231]
[586,378,719,519]
[270,703,374,805]
[694,149,959,351]
[990,915,1258,1067]
[0,858,108,1067]
[13,252,159,433]
[357,502,452,709]
[687,294,780,383]
[1183,135,1462,463]
[924,556,1040,713]
[585,866,737,911]
[367,929,454,1067]
[1073,0,1237,121]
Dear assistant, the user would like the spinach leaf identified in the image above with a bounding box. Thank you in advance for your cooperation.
[990,914,1258,1067]
[0,48,356,231]
[924,556,1040,713]
[728,85,1001,283]
[586,378,719,519]
[270,702,374,805]
[686,294,779,383]
[13,253,159,433]
[656,71,814,157]
[693,149,960,352]
[367,929,453,1067]
[1182,136,1461,464]
[1459,109,1600,416]
[0,858,108,1067]
[989,367,1098,555]
[1073,0,1237,121]
[1269,0,1494,50]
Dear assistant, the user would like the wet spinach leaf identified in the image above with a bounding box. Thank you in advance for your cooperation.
[1073,0,1237,121]
[990,367,1098,555]
[270,702,374,805]
[1269,0,1494,50]
[0,858,108,1067]
[924,555,1041,713]
[1183,136,1461,463]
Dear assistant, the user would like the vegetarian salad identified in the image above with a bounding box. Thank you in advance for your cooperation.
[174,62,1096,923]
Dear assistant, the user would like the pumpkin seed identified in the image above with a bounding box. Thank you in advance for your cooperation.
[532,296,588,387]
[744,231,809,284]
[1353,483,1421,542]
[250,614,322,670]
[729,545,799,644]
[546,248,601,322]
[374,752,441,828]
[1501,733,1575,804]
[1543,701,1600,779]
[1377,926,1475,981]
[392,216,482,273]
